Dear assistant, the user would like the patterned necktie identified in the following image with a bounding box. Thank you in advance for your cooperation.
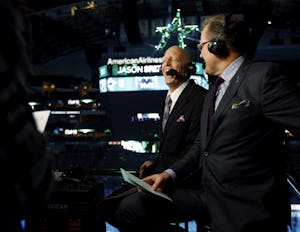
[208,77,224,121]
[162,95,172,132]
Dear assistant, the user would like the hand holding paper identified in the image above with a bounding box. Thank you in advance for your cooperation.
[120,168,173,201]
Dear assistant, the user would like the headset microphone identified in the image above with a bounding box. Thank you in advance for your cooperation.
[166,69,178,76]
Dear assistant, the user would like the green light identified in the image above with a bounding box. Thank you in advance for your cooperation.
[155,9,198,50]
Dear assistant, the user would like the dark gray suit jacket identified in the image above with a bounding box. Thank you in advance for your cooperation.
[170,60,300,232]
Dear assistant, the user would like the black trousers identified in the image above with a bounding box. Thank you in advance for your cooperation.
[100,186,207,232]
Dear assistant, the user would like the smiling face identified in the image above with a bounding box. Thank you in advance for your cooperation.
[161,46,190,92]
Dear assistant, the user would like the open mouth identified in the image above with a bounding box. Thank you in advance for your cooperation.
[166,69,177,76]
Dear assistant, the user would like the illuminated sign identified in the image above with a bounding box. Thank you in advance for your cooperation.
[98,56,208,92]
[111,64,161,76]
[99,75,208,93]
[107,57,162,65]
[99,65,109,78]
[131,113,160,122]
[155,9,199,50]
[99,62,203,77]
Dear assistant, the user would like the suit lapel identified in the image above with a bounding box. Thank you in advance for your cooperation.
[205,61,250,146]
[201,94,211,148]
[159,91,168,142]
[161,81,194,140]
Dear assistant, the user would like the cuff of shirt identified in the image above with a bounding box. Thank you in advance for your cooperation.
[164,169,176,181]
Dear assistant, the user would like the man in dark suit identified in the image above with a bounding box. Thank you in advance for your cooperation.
[139,45,207,179]
[100,45,207,232]
[142,13,300,232]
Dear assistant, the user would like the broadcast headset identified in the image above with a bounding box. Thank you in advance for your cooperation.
[165,62,196,79]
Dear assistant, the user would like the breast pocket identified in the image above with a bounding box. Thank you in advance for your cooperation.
[223,96,261,132]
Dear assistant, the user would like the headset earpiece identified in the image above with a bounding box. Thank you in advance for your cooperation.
[207,14,232,57]
[207,38,227,56]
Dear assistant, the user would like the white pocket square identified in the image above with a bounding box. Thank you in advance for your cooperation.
[176,115,185,122]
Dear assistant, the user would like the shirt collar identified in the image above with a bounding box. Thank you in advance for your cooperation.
[220,56,245,83]
[168,79,190,108]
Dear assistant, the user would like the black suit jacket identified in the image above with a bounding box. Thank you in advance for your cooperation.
[151,80,207,187]
[170,60,300,232]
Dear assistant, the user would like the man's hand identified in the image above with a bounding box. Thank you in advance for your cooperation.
[139,160,154,177]
[143,171,172,192]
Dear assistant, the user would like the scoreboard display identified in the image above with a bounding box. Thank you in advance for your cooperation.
[98,56,208,92]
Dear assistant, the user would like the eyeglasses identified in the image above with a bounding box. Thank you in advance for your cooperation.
[197,41,209,52]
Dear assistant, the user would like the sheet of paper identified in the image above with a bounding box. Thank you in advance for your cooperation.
[120,168,173,201]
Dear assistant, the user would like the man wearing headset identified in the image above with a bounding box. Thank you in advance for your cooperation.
[139,45,208,178]
[100,46,208,232]
[142,13,300,232]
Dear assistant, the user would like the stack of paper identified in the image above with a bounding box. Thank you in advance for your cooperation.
[120,168,173,201]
